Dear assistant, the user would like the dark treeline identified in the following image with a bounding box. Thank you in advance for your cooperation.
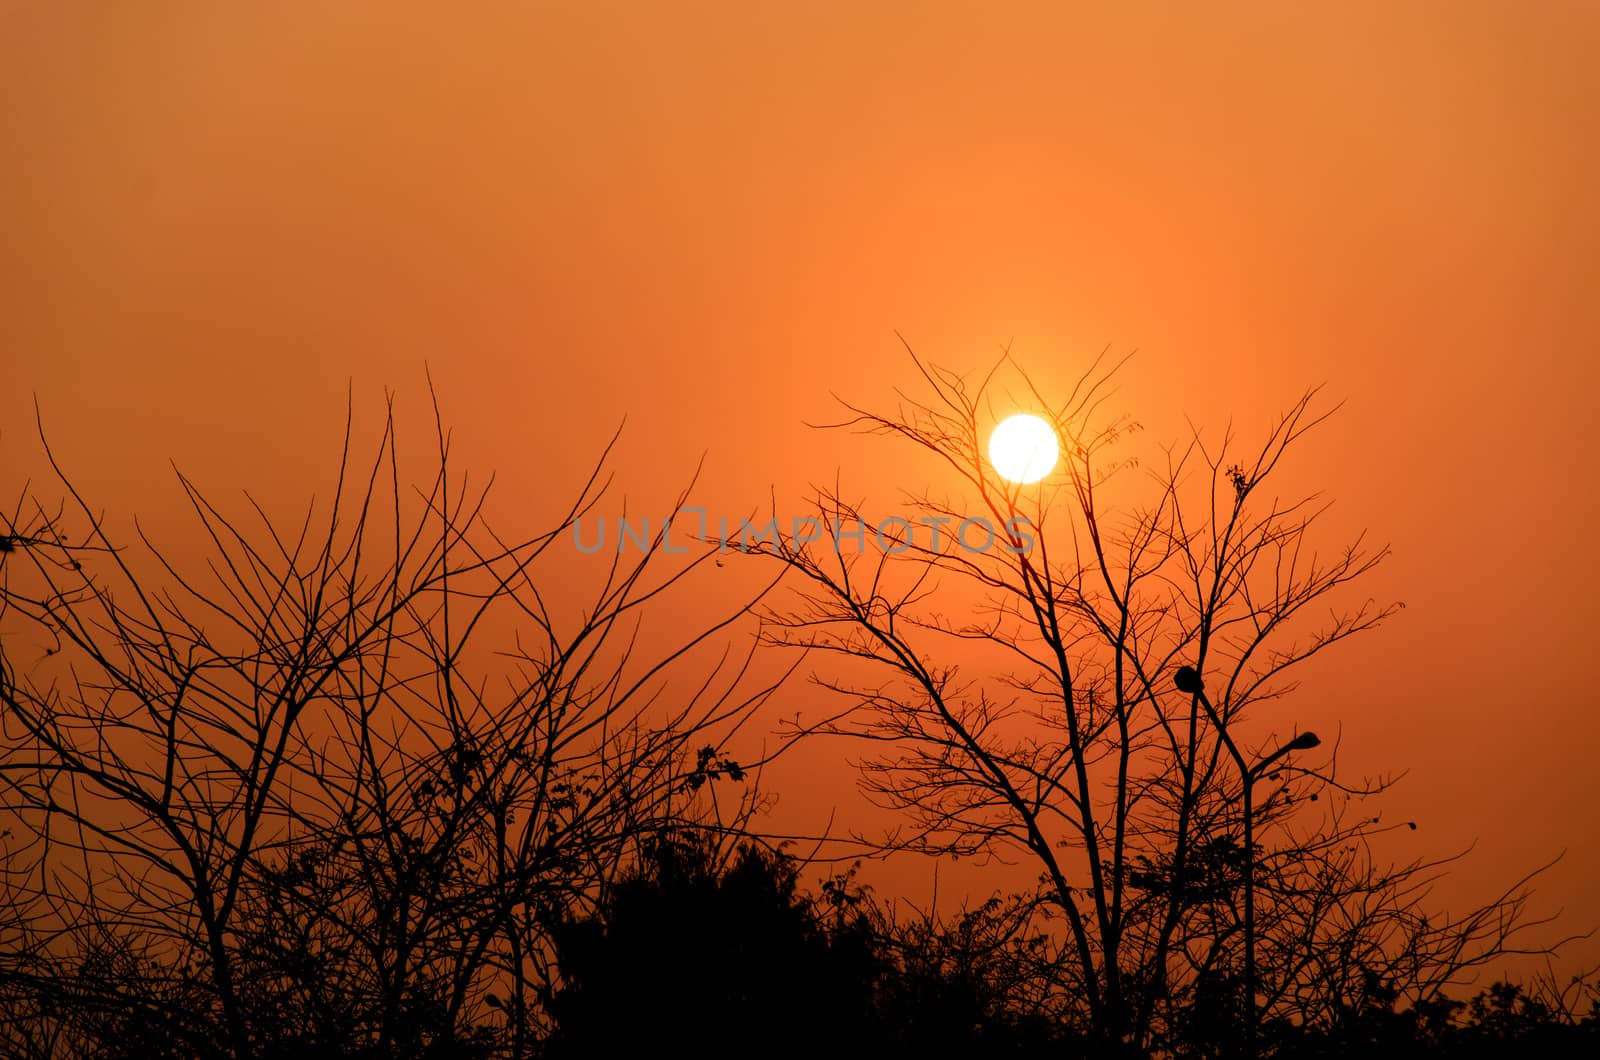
[2,365,1594,1058]
[551,834,1599,1060]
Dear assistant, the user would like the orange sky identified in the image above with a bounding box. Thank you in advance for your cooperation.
[4,2,1598,975]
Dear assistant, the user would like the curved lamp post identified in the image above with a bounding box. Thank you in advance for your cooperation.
[1174,664,1319,1051]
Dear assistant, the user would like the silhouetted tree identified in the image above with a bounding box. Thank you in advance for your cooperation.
[0,394,777,1058]
[751,345,1573,1055]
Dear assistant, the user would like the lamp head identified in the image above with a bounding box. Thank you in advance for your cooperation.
[1288,731,1321,751]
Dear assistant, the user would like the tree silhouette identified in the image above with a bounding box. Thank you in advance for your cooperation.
[752,345,1573,1054]
[0,394,777,1058]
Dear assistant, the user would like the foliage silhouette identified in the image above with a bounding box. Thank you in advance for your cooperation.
[545,835,1077,1058]
[543,835,879,1058]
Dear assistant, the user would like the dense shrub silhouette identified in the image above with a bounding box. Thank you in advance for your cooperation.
[543,836,879,1058]
[1269,977,1600,1059]
[543,836,1083,1059]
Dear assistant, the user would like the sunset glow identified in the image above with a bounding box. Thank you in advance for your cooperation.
[2,3,1596,1052]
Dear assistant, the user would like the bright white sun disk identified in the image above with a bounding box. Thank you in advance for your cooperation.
[988,414,1059,484]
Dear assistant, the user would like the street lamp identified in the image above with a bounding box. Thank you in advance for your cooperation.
[1173,665,1318,1051]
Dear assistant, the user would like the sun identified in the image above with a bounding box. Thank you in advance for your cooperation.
[988,413,1059,484]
